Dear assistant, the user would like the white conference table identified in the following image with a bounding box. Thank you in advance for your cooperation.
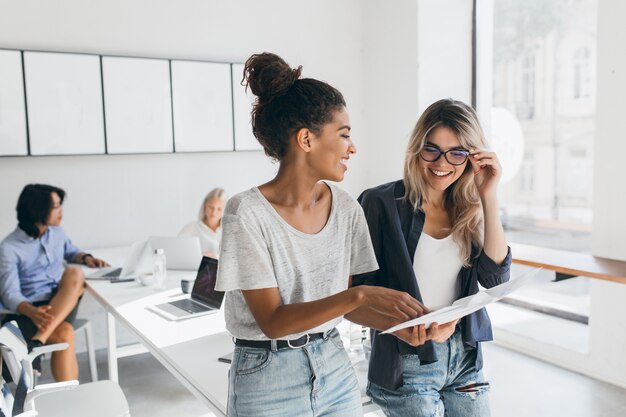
[84,247,375,416]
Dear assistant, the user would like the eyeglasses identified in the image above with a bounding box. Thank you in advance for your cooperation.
[419,146,469,166]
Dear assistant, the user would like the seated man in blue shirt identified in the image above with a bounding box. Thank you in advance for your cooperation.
[0,184,109,381]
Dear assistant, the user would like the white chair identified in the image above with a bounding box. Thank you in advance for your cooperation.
[0,322,130,417]
[73,319,98,381]
[1,348,41,417]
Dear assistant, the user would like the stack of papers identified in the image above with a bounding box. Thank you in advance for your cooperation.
[382,268,541,334]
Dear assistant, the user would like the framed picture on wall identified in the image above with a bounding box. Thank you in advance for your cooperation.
[102,56,173,154]
[23,51,105,155]
[171,60,234,152]
[0,49,28,156]
[231,63,262,151]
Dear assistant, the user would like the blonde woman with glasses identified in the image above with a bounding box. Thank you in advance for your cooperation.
[349,98,511,417]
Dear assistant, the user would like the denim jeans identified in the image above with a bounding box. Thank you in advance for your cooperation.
[227,328,362,417]
[367,329,490,417]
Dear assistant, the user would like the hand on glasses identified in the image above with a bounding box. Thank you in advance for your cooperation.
[468,149,502,201]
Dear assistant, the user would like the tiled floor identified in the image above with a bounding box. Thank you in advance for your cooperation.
[484,343,626,417]
[36,341,626,417]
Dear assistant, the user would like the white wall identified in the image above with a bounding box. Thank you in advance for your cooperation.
[1,0,447,353]
[0,0,476,244]
[587,0,626,388]
[593,0,626,262]
[360,2,419,187]
[360,0,474,189]
[0,0,372,352]
[0,0,478,354]
[417,0,474,113]
[0,152,276,248]
[0,0,369,247]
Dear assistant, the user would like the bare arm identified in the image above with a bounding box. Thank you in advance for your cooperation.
[481,196,508,264]
[345,305,398,332]
[242,285,423,340]
[469,150,508,264]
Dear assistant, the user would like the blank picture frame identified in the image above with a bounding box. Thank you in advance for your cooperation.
[171,60,234,152]
[0,50,28,156]
[102,56,173,154]
[231,64,262,151]
[23,51,105,155]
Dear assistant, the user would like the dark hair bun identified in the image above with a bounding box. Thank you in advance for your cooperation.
[243,53,302,102]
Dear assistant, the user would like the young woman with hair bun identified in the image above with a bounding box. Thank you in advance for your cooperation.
[215,53,425,417]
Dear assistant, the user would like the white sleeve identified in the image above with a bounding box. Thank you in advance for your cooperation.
[215,212,278,292]
[177,222,196,237]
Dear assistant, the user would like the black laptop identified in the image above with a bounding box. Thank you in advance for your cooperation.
[148,256,224,320]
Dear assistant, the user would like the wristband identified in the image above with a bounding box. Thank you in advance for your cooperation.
[80,253,94,264]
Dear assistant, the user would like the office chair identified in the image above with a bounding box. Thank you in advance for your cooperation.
[0,347,43,417]
[74,319,98,381]
[0,322,130,417]
[2,379,39,416]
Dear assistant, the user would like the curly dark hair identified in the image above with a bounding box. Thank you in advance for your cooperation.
[242,53,346,160]
[16,184,65,238]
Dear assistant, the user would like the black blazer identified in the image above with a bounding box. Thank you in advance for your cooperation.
[353,180,512,390]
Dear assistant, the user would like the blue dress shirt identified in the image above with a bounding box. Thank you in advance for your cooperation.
[0,226,81,312]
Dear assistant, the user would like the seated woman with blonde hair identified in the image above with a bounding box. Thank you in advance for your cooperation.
[178,188,227,258]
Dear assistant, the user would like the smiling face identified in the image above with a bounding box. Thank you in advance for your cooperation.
[308,107,355,182]
[418,126,469,194]
[46,192,63,226]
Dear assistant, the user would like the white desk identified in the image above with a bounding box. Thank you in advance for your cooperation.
[85,247,375,416]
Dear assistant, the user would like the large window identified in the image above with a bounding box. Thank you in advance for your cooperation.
[478,0,598,354]
[519,53,536,119]
[479,0,597,252]
[573,46,592,99]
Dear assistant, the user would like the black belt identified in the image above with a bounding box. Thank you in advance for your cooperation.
[234,332,326,349]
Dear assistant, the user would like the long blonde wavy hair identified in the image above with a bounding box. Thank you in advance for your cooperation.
[404,99,486,266]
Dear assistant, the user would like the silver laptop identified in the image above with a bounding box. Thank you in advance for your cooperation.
[148,236,203,270]
[86,240,150,280]
[147,256,224,321]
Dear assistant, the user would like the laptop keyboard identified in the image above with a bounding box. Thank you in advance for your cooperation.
[169,299,211,314]
[102,268,122,278]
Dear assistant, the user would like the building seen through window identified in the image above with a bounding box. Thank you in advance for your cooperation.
[489,0,597,252]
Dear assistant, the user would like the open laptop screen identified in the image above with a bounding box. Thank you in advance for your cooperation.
[191,256,224,308]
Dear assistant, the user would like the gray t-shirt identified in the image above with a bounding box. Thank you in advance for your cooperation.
[215,183,378,340]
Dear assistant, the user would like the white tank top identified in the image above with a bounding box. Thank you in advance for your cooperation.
[413,233,464,310]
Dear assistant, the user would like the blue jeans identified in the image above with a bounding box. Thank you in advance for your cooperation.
[227,328,362,417]
[367,330,490,417]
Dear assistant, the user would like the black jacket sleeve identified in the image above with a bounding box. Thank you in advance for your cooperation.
[352,189,386,287]
[472,246,513,288]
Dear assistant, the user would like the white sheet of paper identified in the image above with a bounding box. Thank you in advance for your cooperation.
[381,268,541,334]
